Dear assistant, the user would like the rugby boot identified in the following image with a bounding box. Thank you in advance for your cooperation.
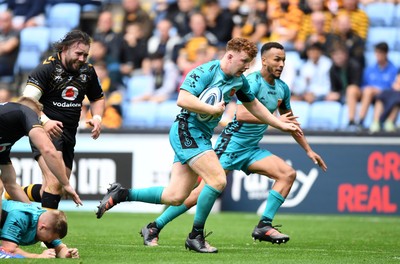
[252,224,290,244]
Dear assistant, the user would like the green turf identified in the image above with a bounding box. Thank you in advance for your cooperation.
[8,211,400,263]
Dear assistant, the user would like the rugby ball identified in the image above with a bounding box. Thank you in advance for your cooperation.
[197,87,222,122]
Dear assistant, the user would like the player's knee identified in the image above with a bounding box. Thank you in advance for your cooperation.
[211,174,227,191]
[285,168,296,185]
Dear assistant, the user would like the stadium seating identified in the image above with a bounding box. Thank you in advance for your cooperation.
[154,100,181,128]
[122,101,158,128]
[307,101,342,131]
[339,104,374,130]
[362,2,396,27]
[48,26,70,44]
[289,101,310,129]
[366,27,398,51]
[46,3,81,29]
[125,75,154,101]
[15,27,50,73]
[393,4,400,27]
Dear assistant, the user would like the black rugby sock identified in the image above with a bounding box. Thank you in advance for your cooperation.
[42,191,61,209]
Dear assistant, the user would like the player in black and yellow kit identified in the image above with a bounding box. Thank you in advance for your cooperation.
[18,30,105,209]
[0,97,82,221]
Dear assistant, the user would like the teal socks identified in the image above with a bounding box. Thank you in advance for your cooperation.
[193,184,221,228]
[128,187,164,204]
[155,204,189,229]
[261,190,285,222]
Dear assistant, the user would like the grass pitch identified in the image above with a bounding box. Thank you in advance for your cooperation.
[13,211,400,263]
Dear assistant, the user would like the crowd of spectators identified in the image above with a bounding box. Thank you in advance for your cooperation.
[1,0,400,132]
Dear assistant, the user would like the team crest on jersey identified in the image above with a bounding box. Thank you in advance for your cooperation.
[62,86,79,101]
[79,74,87,83]
[229,89,236,97]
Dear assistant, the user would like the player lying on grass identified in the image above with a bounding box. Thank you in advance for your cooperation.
[0,200,79,259]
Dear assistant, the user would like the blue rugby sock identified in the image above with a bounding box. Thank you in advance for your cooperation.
[191,184,221,236]
[261,190,285,224]
[128,187,164,204]
[155,204,189,229]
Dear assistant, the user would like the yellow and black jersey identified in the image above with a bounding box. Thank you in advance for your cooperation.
[26,53,104,128]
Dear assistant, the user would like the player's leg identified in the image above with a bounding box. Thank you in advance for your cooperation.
[248,154,295,244]
[140,179,205,246]
[96,162,199,218]
[37,154,69,209]
[184,151,226,253]
[0,164,30,204]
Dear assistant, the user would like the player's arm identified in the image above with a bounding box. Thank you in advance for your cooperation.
[28,127,82,205]
[54,243,79,258]
[22,85,63,139]
[177,89,225,116]
[279,108,327,171]
[86,98,105,140]
[1,240,56,258]
[242,99,302,134]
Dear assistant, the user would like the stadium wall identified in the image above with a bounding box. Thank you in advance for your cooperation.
[9,132,400,215]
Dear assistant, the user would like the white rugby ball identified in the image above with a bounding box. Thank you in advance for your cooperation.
[197,87,222,122]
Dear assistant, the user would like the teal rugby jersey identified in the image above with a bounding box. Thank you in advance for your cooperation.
[1,200,62,247]
[232,71,291,146]
[179,60,255,138]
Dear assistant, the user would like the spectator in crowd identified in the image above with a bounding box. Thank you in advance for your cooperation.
[357,42,398,130]
[82,61,123,129]
[291,42,332,103]
[336,0,369,40]
[147,18,181,62]
[267,0,304,50]
[92,10,123,62]
[296,11,331,58]
[88,39,121,86]
[369,72,400,133]
[328,44,362,129]
[325,12,365,69]
[165,0,199,38]
[295,0,333,54]
[121,0,154,40]
[201,0,234,45]
[6,0,46,30]
[119,22,150,78]
[131,52,180,103]
[0,10,19,102]
[231,0,268,44]
[176,12,219,74]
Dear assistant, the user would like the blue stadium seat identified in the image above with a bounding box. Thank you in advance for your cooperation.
[49,27,71,44]
[46,3,81,29]
[125,75,154,101]
[366,27,398,51]
[308,101,342,131]
[154,100,181,128]
[289,101,310,129]
[362,2,396,27]
[339,104,374,129]
[393,4,400,27]
[122,101,158,128]
[15,27,50,73]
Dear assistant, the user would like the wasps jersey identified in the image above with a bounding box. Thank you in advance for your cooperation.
[26,53,104,128]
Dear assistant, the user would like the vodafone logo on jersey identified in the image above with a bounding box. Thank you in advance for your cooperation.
[62,86,79,101]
